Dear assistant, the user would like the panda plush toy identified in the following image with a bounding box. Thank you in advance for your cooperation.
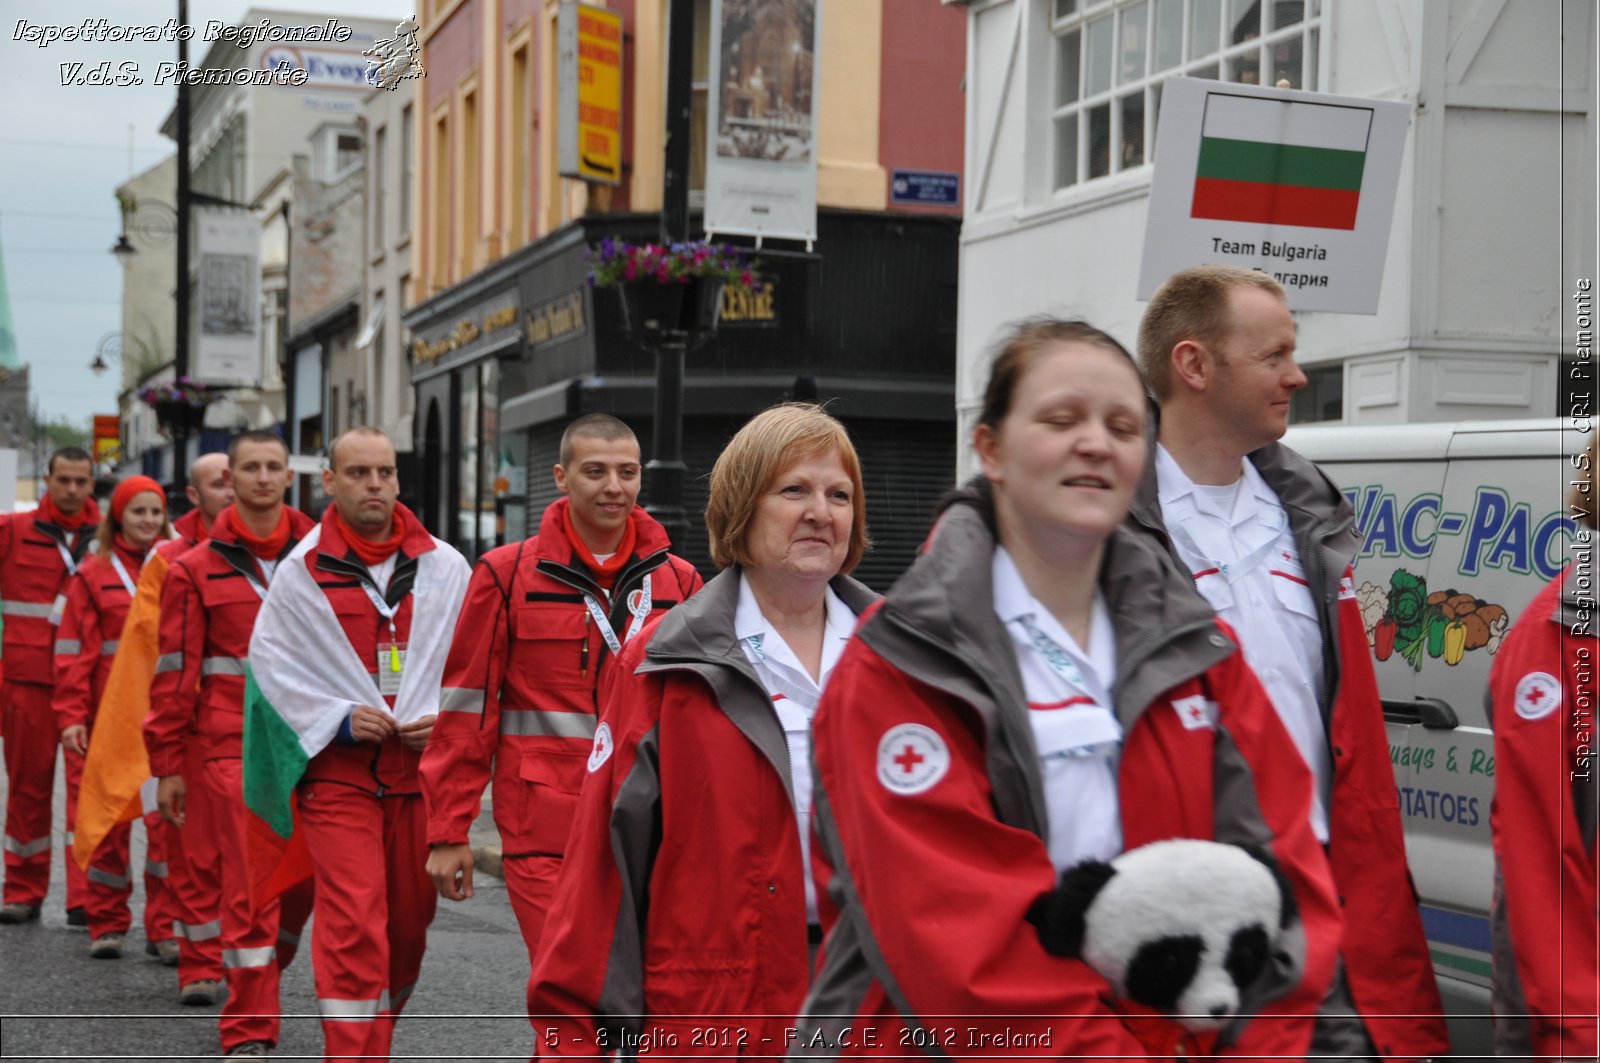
[1031,838,1297,1052]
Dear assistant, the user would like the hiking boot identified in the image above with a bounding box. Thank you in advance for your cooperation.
[146,938,181,965]
[65,905,87,929]
[89,932,125,958]
[0,902,39,924]
[179,978,222,1006]
[225,1041,271,1057]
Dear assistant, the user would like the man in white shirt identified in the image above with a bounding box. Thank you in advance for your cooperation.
[1128,265,1447,1063]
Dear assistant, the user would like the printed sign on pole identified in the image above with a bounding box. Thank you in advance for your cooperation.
[1137,78,1409,314]
[195,210,260,386]
[558,2,623,185]
[704,0,822,244]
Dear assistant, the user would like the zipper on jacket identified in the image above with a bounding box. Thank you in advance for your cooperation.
[1306,519,1340,736]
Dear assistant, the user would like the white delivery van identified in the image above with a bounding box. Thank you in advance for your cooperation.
[1284,417,1586,1059]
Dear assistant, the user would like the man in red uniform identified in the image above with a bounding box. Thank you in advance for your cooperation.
[422,415,701,982]
[147,432,315,1057]
[151,451,234,993]
[1131,265,1447,1061]
[0,447,100,925]
[247,426,468,1063]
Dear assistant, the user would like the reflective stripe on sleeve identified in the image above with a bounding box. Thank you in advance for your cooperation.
[224,946,277,969]
[439,687,486,715]
[390,982,416,1009]
[319,991,390,1021]
[278,927,301,946]
[200,656,247,677]
[143,860,169,879]
[53,639,81,656]
[3,834,51,859]
[1,601,56,618]
[174,919,222,942]
[499,709,597,740]
[87,867,131,890]
[154,652,184,674]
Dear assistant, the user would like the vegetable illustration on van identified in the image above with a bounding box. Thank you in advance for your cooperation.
[1359,570,1509,670]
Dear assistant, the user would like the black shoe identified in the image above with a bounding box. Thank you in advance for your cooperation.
[65,906,87,929]
[0,902,40,924]
[225,1039,271,1056]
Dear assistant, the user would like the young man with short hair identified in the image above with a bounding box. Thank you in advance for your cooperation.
[0,448,101,925]
[421,414,702,1001]
[1130,265,1447,1062]
[146,431,315,1055]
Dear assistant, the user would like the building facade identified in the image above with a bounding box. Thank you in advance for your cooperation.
[952,0,1597,475]
[402,0,968,582]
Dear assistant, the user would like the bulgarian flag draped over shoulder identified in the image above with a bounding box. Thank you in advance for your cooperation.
[241,518,470,908]
[1191,92,1372,231]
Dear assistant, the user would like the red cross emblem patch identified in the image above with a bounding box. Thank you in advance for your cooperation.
[1513,672,1562,721]
[587,722,615,773]
[1172,694,1217,731]
[876,723,950,796]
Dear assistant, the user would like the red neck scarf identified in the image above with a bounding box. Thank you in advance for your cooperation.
[38,494,99,532]
[562,502,635,591]
[112,534,149,575]
[225,507,293,561]
[331,504,408,566]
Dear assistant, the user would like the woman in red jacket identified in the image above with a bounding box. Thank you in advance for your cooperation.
[55,475,172,960]
[795,319,1344,1058]
[1488,433,1599,1060]
[529,403,877,1057]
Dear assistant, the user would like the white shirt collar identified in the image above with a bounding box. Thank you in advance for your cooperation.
[990,546,1114,684]
[1155,445,1277,515]
[734,573,854,683]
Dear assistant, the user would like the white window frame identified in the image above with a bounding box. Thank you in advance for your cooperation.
[1048,0,1324,194]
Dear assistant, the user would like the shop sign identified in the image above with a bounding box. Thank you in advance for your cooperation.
[525,290,587,350]
[410,292,521,371]
[719,282,779,328]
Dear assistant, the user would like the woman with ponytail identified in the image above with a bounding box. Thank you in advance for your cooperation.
[54,475,173,960]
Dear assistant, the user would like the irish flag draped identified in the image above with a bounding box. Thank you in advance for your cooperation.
[241,522,470,908]
[1191,93,1373,231]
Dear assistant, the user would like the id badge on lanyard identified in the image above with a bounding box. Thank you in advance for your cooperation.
[360,581,408,693]
[582,577,653,655]
[47,538,81,626]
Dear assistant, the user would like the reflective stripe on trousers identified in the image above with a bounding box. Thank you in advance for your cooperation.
[200,656,246,677]
[320,990,390,1021]
[101,639,120,655]
[3,835,51,859]
[174,919,222,942]
[87,867,131,890]
[1,601,55,618]
[53,639,80,656]
[439,687,485,715]
[144,860,169,879]
[224,945,277,969]
[499,708,597,739]
[154,652,183,674]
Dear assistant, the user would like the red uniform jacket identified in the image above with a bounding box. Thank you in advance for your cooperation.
[1489,564,1599,1060]
[422,499,702,855]
[0,507,99,686]
[172,508,207,549]
[1130,439,1447,1062]
[52,540,144,730]
[794,490,1341,1060]
[528,567,877,1057]
[298,505,442,795]
[145,506,315,775]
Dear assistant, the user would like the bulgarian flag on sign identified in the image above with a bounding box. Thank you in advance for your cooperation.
[1191,93,1373,231]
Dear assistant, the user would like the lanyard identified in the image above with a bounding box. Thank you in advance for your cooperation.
[1015,614,1096,698]
[54,536,82,577]
[582,577,652,655]
[109,552,139,598]
[1168,517,1283,586]
[358,576,408,674]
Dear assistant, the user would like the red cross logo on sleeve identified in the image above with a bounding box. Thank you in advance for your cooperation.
[892,744,926,774]
[1513,672,1562,721]
[877,724,950,795]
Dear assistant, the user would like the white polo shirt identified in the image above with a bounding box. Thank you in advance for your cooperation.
[734,574,855,925]
[1154,444,1332,841]
[992,547,1123,873]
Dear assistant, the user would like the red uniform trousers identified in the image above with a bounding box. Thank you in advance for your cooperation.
[71,810,180,940]
[140,811,179,942]
[503,853,561,1013]
[299,781,435,1063]
[206,757,313,1050]
[3,681,84,909]
[168,740,224,985]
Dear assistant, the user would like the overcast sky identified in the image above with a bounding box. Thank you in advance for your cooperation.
[0,0,407,428]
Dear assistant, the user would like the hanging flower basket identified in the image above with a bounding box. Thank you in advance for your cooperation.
[589,238,760,341]
[136,377,215,436]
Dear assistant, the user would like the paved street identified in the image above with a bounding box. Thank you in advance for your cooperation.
[0,753,534,1061]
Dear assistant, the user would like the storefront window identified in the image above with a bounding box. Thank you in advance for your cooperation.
[499,428,529,543]
[479,361,500,550]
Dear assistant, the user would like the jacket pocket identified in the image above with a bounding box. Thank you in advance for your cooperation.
[510,602,592,690]
[509,749,587,856]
